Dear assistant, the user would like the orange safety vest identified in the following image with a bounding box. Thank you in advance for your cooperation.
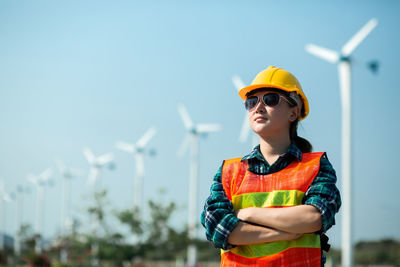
[221,152,324,267]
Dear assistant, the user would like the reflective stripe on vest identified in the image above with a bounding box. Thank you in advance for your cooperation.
[220,152,324,267]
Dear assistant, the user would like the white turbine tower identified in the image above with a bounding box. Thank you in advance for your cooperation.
[82,148,114,266]
[232,75,258,147]
[82,148,114,189]
[27,168,53,254]
[56,159,82,264]
[0,179,13,251]
[56,159,82,236]
[116,127,157,213]
[177,103,222,267]
[14,184,30,256]
[305,18,378,267]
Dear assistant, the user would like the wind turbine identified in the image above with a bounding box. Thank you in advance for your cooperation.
[305,18,378,267]
[56,159,82,264]
[14,184,30,256]
[177,103,222,267]
[27,168,53,254]
[0,179,13,251]
[116,127,157,213]
[82,148,114,266]
[56,159,82,236]
[82,148,114,189]
[232,75,259,147]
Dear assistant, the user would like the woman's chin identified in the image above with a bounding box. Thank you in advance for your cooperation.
[251,127,268,136]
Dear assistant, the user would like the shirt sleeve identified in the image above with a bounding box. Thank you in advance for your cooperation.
[303,153,342,233]
[200,163,240,250]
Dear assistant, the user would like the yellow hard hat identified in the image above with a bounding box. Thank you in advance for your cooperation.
[238,66,309,120]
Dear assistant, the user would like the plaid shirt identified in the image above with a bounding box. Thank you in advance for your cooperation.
[200,144,341,251]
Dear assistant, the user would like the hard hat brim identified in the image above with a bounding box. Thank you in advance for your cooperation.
[238,84,298,100]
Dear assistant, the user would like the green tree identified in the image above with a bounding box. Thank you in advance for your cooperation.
[85,189,135,266]
[139,198,186,260]
[355,239,400,266]
[116,207,143,236]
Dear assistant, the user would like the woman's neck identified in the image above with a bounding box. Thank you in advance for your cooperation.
[259,134,291,164]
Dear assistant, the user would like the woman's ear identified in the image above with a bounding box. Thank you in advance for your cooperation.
[289,107,300,122]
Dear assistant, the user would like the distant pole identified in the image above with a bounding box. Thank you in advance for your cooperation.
[60,175,71,264]
[339,61,353,267]
[134,152,144,214]
[187,134,198,267]
[0,199,4,251]
[91,174,100,267]
[66,175,72,232]
[305,19,378,267]
[35,185,45,254]
[176,104,221,267]
[83,148,114,267]
[60,172,73,235]
[116,127,157,219]
[61,176,66,236]
[14,186,24,255]
[27,169,52,255]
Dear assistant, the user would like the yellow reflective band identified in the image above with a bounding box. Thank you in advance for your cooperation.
[232,190,305,210]
[222,234,320,258]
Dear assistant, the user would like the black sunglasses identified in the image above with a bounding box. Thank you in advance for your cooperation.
[244,93,295,111]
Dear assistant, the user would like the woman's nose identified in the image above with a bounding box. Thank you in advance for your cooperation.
[254,98,266,112]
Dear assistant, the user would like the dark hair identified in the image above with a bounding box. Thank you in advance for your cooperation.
[290,119,313,153]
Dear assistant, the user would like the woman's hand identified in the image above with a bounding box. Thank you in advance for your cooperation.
[235,207,254,221]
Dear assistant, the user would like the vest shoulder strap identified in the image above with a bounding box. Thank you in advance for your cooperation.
[302,152,325,161]
[221,157,246,200]
[223,157,242,165]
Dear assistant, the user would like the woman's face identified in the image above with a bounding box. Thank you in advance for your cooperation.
[247,90,300,139]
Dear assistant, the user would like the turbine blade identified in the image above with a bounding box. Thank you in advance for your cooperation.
[136,127,157,148]
[39,168,52,182]
[305,44,339,64]
[96,153,114,165]
[177,104,194,129]
[232,75,246,92]
[83,147,95,163]
[239,113,251,143]
[3,193,12,202]
[341,18,378,56]
[196,124,222,133]
[27,174,38,185]
[116,141,135,153]
[177,134,191,157]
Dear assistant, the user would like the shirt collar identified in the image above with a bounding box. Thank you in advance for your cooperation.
[241,143,303,162]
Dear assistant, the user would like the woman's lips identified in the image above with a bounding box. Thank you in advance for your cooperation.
[254,116,267,122]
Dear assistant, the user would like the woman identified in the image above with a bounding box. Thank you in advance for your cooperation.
[201,66,341,266]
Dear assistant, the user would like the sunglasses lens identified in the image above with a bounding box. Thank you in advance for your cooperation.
[263,93,280,107]
[244,97,259,110]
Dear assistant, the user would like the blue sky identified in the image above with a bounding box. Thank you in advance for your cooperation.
[1,0,399,249]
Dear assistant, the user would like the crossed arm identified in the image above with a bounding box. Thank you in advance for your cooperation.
[201,156,340,249]
[228,205,322,245]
